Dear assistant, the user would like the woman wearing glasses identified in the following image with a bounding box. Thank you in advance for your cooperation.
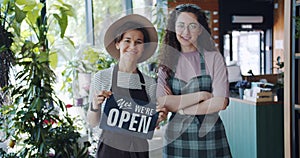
[156,4,232,158]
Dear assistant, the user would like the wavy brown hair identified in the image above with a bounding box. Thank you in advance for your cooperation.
[158,3,217,79]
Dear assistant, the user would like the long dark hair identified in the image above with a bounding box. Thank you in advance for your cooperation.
[158,4,216,76]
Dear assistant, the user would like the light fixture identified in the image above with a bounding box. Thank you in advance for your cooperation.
[241,24,253,29]
[232,15,263,23]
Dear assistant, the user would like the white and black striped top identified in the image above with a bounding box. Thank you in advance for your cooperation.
[88,65,157,106]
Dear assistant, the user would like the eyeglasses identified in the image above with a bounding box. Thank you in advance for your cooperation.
[175,22,200,32]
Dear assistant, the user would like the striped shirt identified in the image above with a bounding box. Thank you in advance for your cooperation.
[89,65,157,107]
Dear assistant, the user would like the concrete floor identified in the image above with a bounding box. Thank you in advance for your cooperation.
[148,126,166,158]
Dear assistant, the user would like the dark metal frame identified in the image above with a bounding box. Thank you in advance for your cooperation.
[85,0,94,45]
[291,1,300,158]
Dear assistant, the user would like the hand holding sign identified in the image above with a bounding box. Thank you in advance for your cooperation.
[96,90,112,105]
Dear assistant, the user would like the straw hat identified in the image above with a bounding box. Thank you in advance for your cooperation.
[104,14,158,63]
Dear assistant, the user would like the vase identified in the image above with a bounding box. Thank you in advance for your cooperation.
[75,97,83,106]
[78,73,92,97]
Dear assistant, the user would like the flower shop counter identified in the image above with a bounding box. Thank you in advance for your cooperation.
[219,98,284,158]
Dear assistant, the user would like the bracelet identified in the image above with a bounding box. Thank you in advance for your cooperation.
[90,103,99,112]
[178,109,185,115]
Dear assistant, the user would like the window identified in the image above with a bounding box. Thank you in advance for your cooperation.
[47,0,87,104]
[132,0,156,18]
[224,30,269,76]
[93,0,123,47]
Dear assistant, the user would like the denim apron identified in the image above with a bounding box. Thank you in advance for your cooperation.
[96,65,149,158]
[163,52,232,158]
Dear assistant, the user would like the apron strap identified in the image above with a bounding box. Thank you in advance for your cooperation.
[199,48,207,76]
[136,68,146,91]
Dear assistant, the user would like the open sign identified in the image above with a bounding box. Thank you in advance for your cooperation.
[100,94,158,139]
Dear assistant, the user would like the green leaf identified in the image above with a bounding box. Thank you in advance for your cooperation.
[23,4,37,12]
[65,36,75,47]
[11,22,21,36]
[62,3,76,17]
[49,51,58,69]
[36,126,41,143]
[26,9,39,26]
[15,0,27,5]
[2,0,9,5]
[15,5,27,23]
[53,13,61,21]
[53,13,66,38]
[58,14,68,38]
[38,51,48,63]
[36,98,43,112]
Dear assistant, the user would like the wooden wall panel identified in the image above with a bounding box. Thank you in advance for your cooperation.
[273,0,285,73]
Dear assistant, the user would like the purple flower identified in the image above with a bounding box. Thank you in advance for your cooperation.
[235,80,251,89]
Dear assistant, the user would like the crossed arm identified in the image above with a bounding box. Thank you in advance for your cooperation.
[156,87,229,115]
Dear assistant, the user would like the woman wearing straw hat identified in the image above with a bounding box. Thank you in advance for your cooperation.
[87,14,167,158]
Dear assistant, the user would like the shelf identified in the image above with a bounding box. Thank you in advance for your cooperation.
[295,53,300,59]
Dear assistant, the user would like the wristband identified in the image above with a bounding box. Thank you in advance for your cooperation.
[90,103,99,112]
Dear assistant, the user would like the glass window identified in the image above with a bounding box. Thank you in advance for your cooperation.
[93,0,124,48]
[232,31,262,75]
[132,0,155,19]
[47,0,86,47]
[47,0,87,104]
[224,31,265,76]
[132,0,168,78]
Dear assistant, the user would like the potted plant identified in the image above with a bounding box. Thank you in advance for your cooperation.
[0,1,90,157]
[60,45,116,106]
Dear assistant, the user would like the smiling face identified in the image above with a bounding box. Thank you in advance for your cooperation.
[115,29,145,63]
[175,12,202,52]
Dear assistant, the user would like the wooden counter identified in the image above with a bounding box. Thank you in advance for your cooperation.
[220,98,284,158]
